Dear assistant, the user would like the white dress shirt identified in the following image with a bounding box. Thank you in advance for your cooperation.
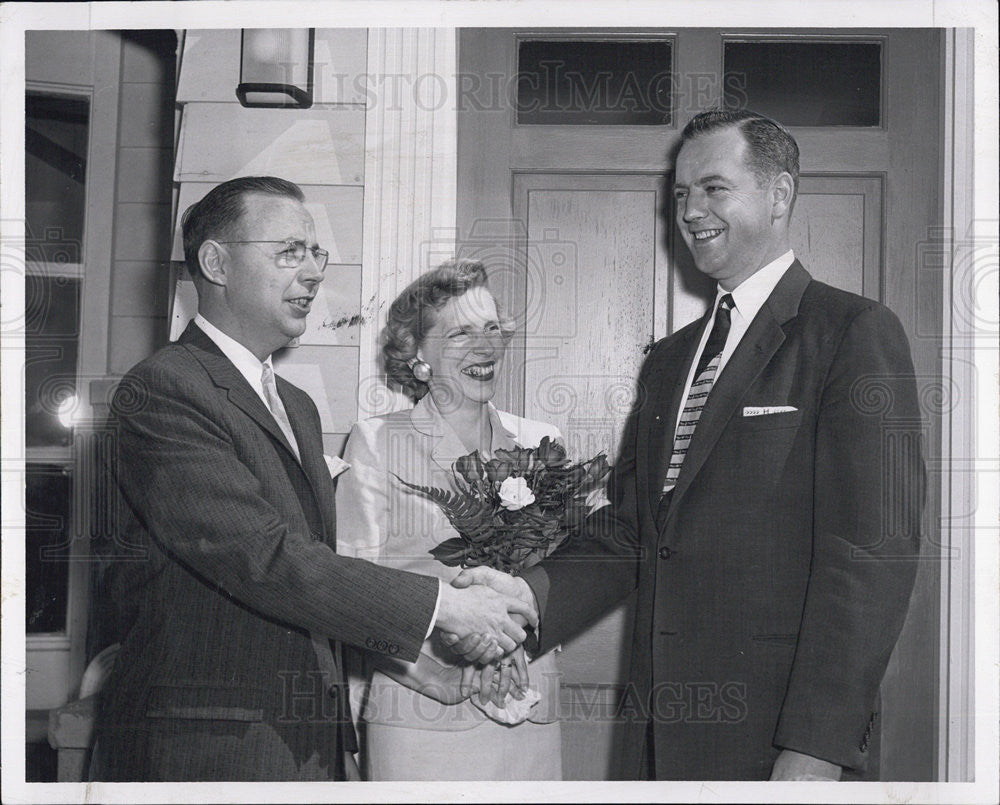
[671,250,795,444]
[193,314,273,407]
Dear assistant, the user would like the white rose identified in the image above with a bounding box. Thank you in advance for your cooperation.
[498,476,535,511]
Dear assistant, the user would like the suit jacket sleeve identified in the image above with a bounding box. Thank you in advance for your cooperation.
[522,355,649,652]
[773,304,924,769]
[112,361,438,663]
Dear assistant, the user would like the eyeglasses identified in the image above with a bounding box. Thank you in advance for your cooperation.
[217,240,329,272]
[446,322,514,346]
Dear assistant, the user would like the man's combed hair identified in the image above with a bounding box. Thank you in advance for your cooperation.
[381,259,513,402]
[680,108,800,197]
[180,176,305,278]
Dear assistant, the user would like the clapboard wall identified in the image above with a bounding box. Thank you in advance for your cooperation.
[169,29,372,457]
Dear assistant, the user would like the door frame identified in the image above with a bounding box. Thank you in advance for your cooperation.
[938,26,976,783]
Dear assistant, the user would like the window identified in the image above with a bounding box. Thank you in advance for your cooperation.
[517,39,673,125]
[723,40,882,127]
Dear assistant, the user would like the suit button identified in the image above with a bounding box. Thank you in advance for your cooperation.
[658,546,674,560]
[365,637,376,649]
[376,640,388,651]
[388,644,400,655]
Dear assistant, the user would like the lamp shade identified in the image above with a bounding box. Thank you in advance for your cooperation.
[237,29,314,108]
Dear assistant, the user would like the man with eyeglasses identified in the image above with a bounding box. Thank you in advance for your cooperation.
[96,176,534,781]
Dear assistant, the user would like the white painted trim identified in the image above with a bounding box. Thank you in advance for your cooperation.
[358,28,458,420]
[939,26,977,783]
[25,634,72,651]
[24,262,85,279]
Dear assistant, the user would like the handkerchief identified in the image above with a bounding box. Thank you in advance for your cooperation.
[742,406,798,417]
[323,454,351,479]
[470,686,541,725]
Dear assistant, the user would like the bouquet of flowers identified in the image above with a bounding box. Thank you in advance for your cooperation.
[396,436,610,723]
[396,436,611,575]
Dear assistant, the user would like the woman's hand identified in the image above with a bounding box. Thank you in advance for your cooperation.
[373,652,474,705]
[478,645,529,708]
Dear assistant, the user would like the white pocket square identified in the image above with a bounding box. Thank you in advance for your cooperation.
[742,406,798,417]
[323,454,351,479]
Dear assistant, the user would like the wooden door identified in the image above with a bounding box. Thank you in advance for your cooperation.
[458,28,943,780]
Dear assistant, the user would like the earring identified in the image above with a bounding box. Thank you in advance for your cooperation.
[407,357,432,382]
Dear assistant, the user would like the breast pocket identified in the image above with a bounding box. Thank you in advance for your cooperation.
[729,409,807,483]
[737,410,804,432]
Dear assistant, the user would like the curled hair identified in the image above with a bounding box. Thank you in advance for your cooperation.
[180,176,304,278]
[678,108,800,200]
[381,259,513,401]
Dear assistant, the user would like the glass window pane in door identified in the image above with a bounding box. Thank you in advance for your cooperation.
[25,275,81,448]
[517,39,673,125]
[724,41,881,127]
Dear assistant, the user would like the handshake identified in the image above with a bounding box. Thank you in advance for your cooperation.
[395,566,540,711]
[435,566,540,662]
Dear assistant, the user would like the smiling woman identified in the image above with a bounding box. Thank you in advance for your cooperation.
[381,260,514,415]
[413,284,511,413]
[335,259,566,781]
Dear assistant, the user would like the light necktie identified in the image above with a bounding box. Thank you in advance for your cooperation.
[261,363,301,461]
[663,293,734,491]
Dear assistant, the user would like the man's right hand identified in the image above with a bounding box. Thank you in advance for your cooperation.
[451,566,538,612]
[440,567,540,661]
[434,580,537,662]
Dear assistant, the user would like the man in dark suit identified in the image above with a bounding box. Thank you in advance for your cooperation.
[96,176,534,781]
[452,109,924,780]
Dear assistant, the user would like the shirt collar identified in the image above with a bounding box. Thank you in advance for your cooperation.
[194,314,272,394]
[720,250,795,321]
[410,393,515,453]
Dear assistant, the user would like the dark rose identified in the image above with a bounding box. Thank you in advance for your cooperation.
[585,454,611,484]
[536,436,568,468]
[455,451,484,484]
[494,446,533,474]
[484,458,514,483]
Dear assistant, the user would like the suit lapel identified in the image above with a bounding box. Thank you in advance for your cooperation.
[430,427,470,474]
[665,262,812,521]
[179,324,295,457]
[279,378,335,543]
[409,394,488,475]
[408,397,452,475]
[179,323,328,536]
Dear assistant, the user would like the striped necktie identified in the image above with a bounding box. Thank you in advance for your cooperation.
[663,293,734,491]
[261,363,301,461]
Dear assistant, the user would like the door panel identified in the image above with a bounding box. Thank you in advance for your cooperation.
[788,175,883,298]
[515,175,665,458]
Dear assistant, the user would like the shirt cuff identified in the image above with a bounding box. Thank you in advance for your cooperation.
[425,578,443,640]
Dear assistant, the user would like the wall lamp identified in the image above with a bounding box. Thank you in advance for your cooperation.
[236,29,314,108]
